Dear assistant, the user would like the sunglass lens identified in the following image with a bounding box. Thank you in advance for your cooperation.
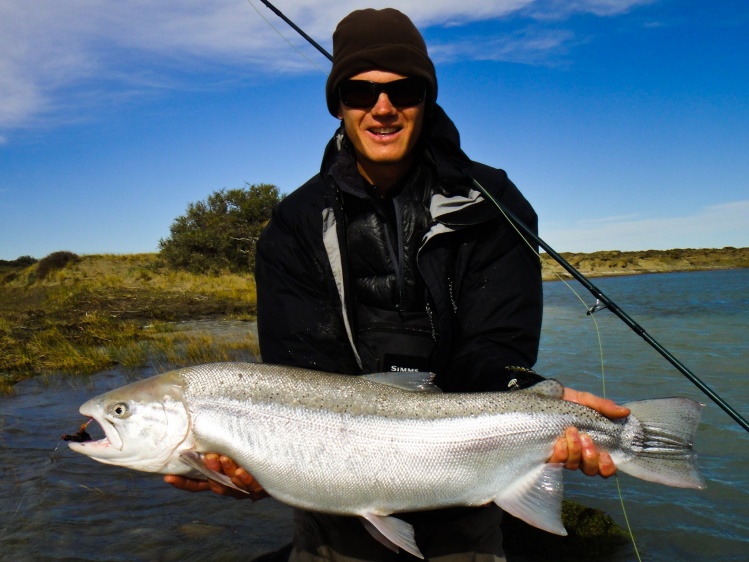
[340,79,426,108]
[340,82,377,108]
[387,79,426,106]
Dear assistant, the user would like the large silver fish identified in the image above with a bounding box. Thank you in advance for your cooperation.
[69,362,704,558]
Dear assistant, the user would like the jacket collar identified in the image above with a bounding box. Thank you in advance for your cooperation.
[321,104,472,186]
[319,104,494,228]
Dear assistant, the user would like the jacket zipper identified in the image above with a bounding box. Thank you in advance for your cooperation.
[383,195,406,313]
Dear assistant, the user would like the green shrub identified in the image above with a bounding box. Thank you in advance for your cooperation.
[35,251,80,279]
[0,255,37,268]
[159,184,282,273]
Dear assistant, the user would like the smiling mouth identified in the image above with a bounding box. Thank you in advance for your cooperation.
[370,127,400,136]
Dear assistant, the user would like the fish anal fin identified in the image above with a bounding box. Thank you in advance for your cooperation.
[495,463,567,536]
[178,451,249,494]
[361,513,424,559]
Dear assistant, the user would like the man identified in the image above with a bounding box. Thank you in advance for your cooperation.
[166,8,629,561]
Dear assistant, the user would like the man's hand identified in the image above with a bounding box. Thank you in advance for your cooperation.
[164,454,268,501]
[548,388,631,478]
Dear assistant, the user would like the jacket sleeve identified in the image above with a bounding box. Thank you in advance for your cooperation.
[254,186,360,374]
[439,168,545,392]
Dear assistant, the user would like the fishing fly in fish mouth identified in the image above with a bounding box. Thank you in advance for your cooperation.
[61,419,92,443]
[66,4,723,561]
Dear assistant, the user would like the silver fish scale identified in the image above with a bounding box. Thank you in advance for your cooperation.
[177,363,626,515]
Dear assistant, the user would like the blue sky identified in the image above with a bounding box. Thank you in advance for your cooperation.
[1,0,747,260]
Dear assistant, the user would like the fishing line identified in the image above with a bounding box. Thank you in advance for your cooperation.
[245,0,330,75]
[475,182,644,560]
[250,1,649,554]
[582,294,642,562]
[470,180,749,434]
[252,1,749,436]
[592,311,643,562]
[248,2,742,557]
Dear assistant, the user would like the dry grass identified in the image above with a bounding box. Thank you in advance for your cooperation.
[4,247,746,392]
[0,253,259,392]
[540,246,749,281]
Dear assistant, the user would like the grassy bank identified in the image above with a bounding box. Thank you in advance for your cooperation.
[2,247,747,391]
[540,246,749,281]
[0,253,259,392]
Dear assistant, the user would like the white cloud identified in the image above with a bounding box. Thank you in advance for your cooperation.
[0,0,651,130]
[524,0,654,19]
[429,28,575,66]
[541,200,749,252]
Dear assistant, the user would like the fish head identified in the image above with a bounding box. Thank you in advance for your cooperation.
[69,372,192,474]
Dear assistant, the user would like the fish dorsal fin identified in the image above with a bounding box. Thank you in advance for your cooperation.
[179,451,249,494]
[517,379,565,399]
[361,513,424,559]
[361,372,441,393]
[494,463,567,536]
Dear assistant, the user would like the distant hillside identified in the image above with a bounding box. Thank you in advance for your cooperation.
[540,247,749,281]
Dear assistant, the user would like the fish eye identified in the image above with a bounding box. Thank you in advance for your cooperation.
[111,402,130,417]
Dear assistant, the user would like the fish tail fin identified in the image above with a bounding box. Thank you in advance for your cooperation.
[616,397,705,489]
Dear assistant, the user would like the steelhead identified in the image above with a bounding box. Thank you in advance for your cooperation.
[69,362,705,558]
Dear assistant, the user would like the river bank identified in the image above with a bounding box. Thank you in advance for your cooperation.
[0,253,260,390]
[1,247,747,389]
[540,246,749,281]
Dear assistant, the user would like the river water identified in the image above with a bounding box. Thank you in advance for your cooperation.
[1,269,747,561]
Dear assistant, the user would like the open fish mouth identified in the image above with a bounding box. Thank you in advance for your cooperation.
[66,414,123,456]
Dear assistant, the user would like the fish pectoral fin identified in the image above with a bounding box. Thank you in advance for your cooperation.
[495,463,567,536]
[361,513,424,559]
[178,451,249,494]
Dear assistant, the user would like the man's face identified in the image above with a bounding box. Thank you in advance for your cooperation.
[337,70,425,186]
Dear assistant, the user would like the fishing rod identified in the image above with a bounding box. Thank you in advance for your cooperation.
[472,180,749,434]
[257,0,331,60]
[256,0,749,434]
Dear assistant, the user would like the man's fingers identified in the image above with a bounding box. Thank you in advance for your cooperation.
[549,435,567,463]
[231,465,269,501]
[204,453,222,471]
[164,454,265,500]
[564,427,582,471]
[598,450,617,478]
[548,421,619,478]
[564,388,631,419]
[596,400,631,419]
[219,455,239,474]
[579,433,600,477]
[164,475,211,493]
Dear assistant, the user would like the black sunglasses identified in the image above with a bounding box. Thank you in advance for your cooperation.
[339,78,427,109]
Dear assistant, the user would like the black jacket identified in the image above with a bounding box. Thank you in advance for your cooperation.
[254,104,545,560]
[256,104,544,392]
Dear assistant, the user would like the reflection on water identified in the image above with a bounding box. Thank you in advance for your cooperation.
[1,270,748,561]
